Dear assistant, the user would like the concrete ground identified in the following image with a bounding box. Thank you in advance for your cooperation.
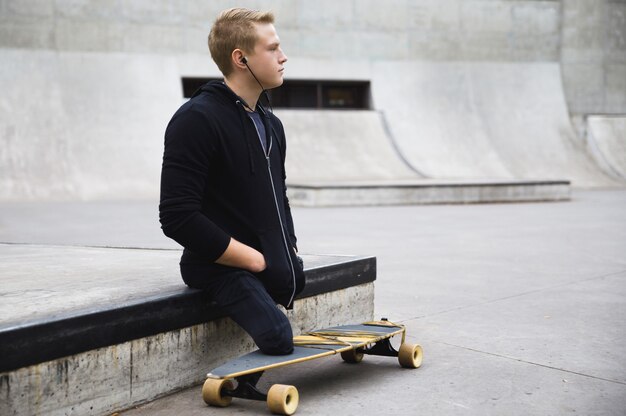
[1,189,625,415]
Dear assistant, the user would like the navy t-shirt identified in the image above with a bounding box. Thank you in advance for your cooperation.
[247,111,267,153]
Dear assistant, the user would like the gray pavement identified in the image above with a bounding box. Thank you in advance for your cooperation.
[1,189,625,415]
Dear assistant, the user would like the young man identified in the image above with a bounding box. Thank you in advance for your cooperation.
[159,8,305,355]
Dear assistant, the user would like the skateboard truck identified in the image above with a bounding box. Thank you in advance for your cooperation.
[361,337,399,358]
[222,372,267,402]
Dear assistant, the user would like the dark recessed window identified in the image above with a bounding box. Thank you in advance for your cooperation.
[270,80,370,109]
[181,77,221,98]
[270,82,318,108]
[323,85,364,108]
[182,78,370,109]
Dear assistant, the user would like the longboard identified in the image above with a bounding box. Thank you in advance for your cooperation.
[202,319,423,415]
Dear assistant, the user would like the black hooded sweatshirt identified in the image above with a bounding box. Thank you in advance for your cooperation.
[159,81,305,308]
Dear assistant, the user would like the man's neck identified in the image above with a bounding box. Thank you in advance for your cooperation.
[224,77,263,112]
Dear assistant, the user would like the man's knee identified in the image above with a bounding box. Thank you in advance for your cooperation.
[215,271,294,355]
[256,320,294,355]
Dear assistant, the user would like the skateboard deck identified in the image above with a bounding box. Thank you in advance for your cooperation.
[202,319,423,415]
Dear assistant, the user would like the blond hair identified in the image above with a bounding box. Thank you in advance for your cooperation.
[208,8,275,77]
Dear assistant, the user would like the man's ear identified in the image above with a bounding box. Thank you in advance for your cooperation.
[232,49,247,70]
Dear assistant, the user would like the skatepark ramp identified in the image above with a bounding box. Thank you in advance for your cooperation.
[370,62,621,188]
[277,110,420,183]
[277,109,570,206]
[0,49,178,201]
[586,116,626,181]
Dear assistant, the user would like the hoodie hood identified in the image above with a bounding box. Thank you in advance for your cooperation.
[192,80,259,111]
[192,79,230,99]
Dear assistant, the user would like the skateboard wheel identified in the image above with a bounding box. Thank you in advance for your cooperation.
[340,349,364,363]
[398,343,423,368]
[202,378,234,407]
[267,384,299,415]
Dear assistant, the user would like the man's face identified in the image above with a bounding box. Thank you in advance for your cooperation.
[246,23,287,90]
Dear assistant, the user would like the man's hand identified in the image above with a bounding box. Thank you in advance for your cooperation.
[216,238,267,273]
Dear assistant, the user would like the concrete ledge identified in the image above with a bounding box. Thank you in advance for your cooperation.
[1,284,374,416]
[287,179,571,206]
[0,253,375,373]
[0,244,376,416]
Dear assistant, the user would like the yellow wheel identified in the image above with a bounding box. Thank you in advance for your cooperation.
[340,349,364,363]
[267,384,299,415]
[202,378,234,407]
[398,343,423,368]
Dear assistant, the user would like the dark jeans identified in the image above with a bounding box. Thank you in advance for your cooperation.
[201,270,294,355]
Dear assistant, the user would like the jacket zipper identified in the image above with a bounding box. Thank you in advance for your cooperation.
[250,118,297,308]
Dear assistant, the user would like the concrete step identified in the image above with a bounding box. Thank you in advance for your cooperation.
[0,244,376,416]
[287,178,571,206]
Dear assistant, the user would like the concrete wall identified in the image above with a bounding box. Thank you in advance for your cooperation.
[0,0,562,61]
[560,0,626,117]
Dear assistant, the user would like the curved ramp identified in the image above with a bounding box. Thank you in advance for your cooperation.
[587,116,626,181]
[371,62,620,187]
[0,49,180,201]
[276,110,420,184]
[276,109,570,206]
